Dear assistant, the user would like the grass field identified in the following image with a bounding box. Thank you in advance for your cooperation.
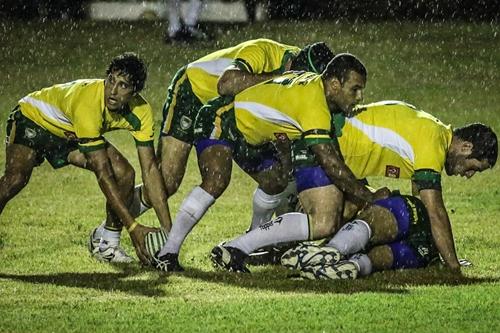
[0,18,499,332]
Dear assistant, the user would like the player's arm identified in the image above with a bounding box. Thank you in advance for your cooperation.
[85,148,150,264]
[419,189,461,271]
[310,141,381,203]
[136,145,172,231]
[217,66,278,96]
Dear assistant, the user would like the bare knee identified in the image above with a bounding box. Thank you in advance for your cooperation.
[1,171,31,197]
[200,172,231,198]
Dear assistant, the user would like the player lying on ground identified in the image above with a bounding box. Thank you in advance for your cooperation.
[210,100,498,273]
[89,39,335,266]
[281,194,440,280]
[0,53,171,264]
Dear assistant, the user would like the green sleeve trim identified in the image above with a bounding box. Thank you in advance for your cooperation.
[79,143,106,153]
[332,113,346,138]
[412,169,442,191]
[135,139,154,147]
[233,58,253,73]
[304,137,334,146]
[279,50,297,73]
[123,112,142,131]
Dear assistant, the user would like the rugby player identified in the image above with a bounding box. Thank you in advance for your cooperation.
[211,100,497,273]
[0,53,171,264]
[89,39,335,265]
[281,194,441,280]
[152,53,389,272]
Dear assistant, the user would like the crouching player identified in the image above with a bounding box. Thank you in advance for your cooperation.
[281,194,441,280]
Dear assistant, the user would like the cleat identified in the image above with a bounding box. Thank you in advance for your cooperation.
[246,243,296,266]
[281,243,341,270]
[300,261,359,280]
[210,243,250,273]
[152,252,184,272]
[87,227,101,255]
[94,245,134,264]
[145,229,168,259]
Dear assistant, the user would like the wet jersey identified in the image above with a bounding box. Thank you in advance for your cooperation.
[338,100,453,188]
[233,72,333,146]
[186,38,300,104]
[18,79,155,152]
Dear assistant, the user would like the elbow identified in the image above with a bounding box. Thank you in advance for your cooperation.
[217,77,232,96]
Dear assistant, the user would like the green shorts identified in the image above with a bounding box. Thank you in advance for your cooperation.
[193,96,280,174]
[6,107,79,169]
[160,66,204,144]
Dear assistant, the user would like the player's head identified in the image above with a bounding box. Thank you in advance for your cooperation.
[445,123,498,177]
[105,52,147,111]
[290,42,335,74]
[321,53,367,116]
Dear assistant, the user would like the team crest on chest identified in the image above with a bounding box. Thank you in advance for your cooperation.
[385,165,400,178]
[24,128,37,139]
[180,115,192,130]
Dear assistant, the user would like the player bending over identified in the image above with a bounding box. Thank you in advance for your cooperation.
[0,53,171,264]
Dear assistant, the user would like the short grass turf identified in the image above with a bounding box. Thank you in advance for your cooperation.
[0,19,499,333]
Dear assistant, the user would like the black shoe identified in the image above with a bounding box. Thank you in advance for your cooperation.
[246,244,295,266]
[152,252,185,272]
[184,25,212,42]
[163,29,190,44]
[210,243,250,273]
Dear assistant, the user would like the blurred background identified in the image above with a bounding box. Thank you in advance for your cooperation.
[1,0,499,21]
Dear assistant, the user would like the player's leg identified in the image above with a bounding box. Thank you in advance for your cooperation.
[157,135,192,197]
[0,143,38,215]
[239,143,291,231]
[69,143,136,263]
[324,196,405,258]
[127,67,200,217]
[153,141,231,271]
[0,109,44,216]
[212,169,344,273]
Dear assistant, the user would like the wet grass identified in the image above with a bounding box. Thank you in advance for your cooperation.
[0,18,499,332]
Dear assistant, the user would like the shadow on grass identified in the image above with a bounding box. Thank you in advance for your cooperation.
[175,265,500,295]
[0,265,170,297]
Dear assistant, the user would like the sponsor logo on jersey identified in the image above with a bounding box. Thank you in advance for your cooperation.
[180,115,192,130]
[385,165,400,178]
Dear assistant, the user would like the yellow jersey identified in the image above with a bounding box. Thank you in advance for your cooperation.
[339,100,453,180]
[186,38,300,104]
[233,72,333,146]
[18,79,155,152]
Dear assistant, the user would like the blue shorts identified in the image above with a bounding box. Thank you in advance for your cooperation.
[294,166,332,193]
[388,241,426,269]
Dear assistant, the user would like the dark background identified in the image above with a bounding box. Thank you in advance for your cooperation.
[1,0,499,21]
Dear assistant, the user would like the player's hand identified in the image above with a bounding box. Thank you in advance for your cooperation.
[128,223,161,265]
[372,187,391,201]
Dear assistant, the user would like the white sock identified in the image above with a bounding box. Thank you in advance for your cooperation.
[93,221,106,241]
[158,186,215,256]
[129,184,151,218]
[226,212,310,255]
[348,253,373,276]
[250,188,283,230]
[166,0,182,35]
[99,228,121,250]
[184,0,203,27]
[326,219,372,256]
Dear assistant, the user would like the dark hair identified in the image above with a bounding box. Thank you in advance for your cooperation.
[290,42,335,74]
[454,123,498,167]
[106,52,147,92]
[322,53,367,84]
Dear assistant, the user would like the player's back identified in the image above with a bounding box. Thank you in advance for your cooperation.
[234,72,331,146]
[339,100,452,179]
[186,39,300,104]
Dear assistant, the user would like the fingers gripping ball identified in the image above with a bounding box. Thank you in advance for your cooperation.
[145,229,168,259]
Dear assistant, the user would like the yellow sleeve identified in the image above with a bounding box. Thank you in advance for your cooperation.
[413,125,448,172]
